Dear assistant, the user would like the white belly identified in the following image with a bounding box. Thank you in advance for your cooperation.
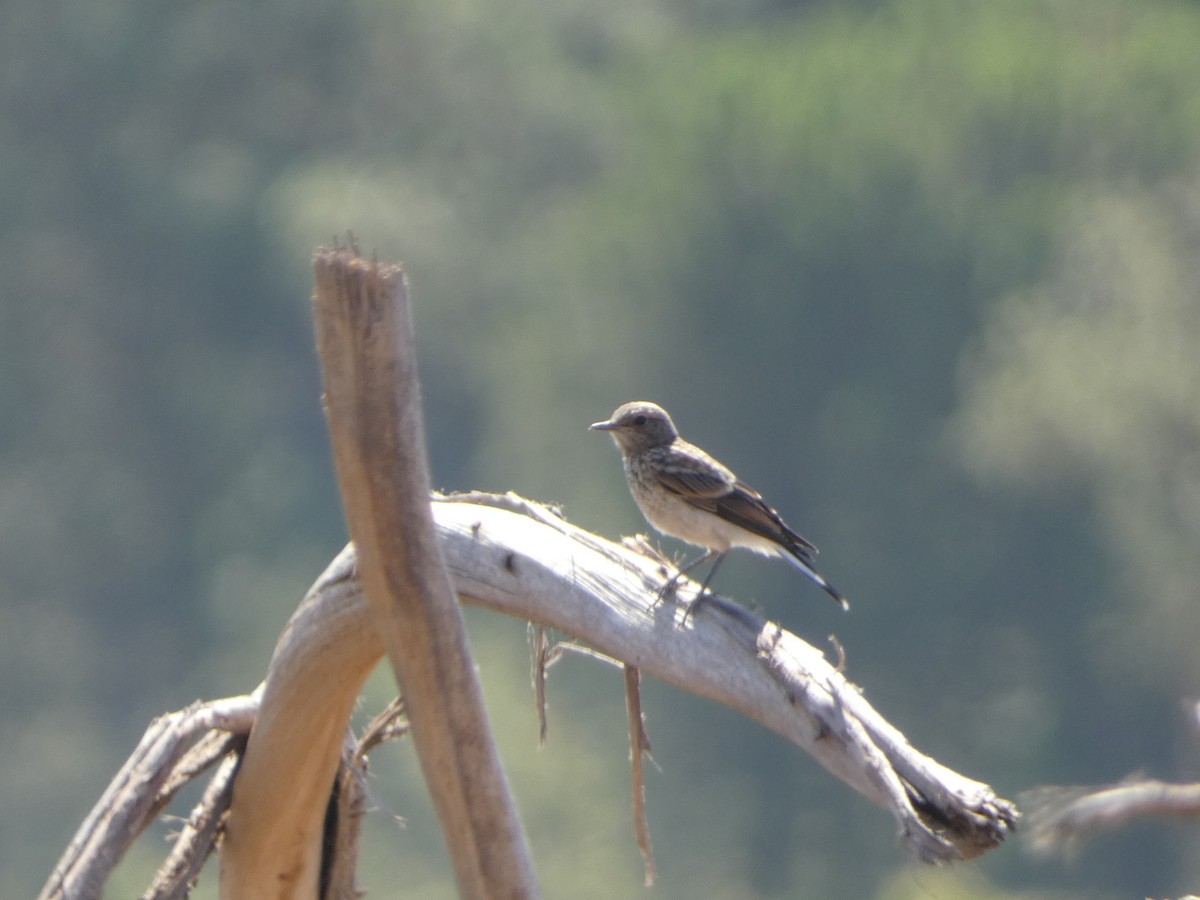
[632,479,779,557]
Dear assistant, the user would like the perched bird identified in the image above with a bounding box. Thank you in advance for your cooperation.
[590,401,848,610]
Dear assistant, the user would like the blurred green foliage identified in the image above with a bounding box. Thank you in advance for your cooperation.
[4,0,1200,896]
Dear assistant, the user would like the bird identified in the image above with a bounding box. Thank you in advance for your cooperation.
[590,400,848,611]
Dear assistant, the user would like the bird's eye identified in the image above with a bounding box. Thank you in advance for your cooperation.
[633,414,647,426]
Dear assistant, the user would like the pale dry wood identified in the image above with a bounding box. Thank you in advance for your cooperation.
[323,696,411,900]
[221,492,1015,869]
[219,548,380,900]
[303,248,536,900]
[434,492,1018,862]
[321,738,373,900]
[39,643,398,900]
[623,665,655,886]
[39,695,257,900]
[531,625,551,747]
[144,746,242,900]
[44,491,1017,899]
[1025,703,1200,855]
[1024,778,1200,856]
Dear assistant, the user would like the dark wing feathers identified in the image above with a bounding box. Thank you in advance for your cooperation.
[649,443,820,562]
[647,444,735,499]
[643,440,843,607]
[652,463,731,498]
[715,482,819,562]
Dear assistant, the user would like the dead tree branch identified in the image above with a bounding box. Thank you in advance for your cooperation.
[39,695,257,900]
[41,491,1018,897]
[1023,703,1200,856]
[437,492,1018,862]
[1024,778,1200,856]
[221,249,537,899]
[624,665,655,886]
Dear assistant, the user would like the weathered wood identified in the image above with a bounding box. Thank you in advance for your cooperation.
[42,492,1019,898]
[1025,778,1200,856]
[218,548,381,900]
[624,665,655,886]
[39,696,257,900]
[238,248,534,900]
[434,492,1018,862]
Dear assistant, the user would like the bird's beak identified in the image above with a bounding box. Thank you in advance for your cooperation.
[590,420,617,432]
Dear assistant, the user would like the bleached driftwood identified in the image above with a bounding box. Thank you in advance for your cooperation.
[39,696,257,900]
[39,491,1018,898]
[1023,702,1200,857]
[1024,778,1200,856]
[436,491,1018,863]
[220,247,537,900]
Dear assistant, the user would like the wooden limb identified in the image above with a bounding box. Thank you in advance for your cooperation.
[45,490,1018,897]
[144,742,242,900]
[41,633,411,900]
[434,492,1019,862]
[219,547,382,899]
[39,695,257,900]
[324,695,412,900]
[1025,701,1200,855]
[218,492,1015,870]
[320,732,378,900]
[157,729,243,802]
[1024,779,1200,856]
[531,625,551,746]
[624,665,655,887]
[357,696,410,757]
[302,248,536,900]
[319,766,364,900]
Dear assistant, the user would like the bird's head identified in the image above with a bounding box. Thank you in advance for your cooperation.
[590,401,679,454]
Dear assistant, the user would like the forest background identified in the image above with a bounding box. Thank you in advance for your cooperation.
[4,0,1200,897]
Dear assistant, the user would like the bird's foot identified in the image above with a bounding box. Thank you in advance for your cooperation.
[679,589,711,625]
[654,572,685,606]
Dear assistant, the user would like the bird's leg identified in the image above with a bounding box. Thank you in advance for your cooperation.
[681,552,727,624]
[656,549,718,605]
[695,551,726,597]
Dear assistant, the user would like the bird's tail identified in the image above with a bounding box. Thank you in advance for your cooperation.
[777,548,850,611]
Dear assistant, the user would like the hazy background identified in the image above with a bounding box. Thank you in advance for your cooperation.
[4,0,1200,896]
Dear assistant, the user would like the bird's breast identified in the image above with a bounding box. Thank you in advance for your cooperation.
[622,462,725,550]
[622,455,784,556]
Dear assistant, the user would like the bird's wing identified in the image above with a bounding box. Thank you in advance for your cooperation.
[649,444,735,499]
[650,445,821,561]
[713,482,820,561]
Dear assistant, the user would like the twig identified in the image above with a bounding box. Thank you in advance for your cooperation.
[531,625,550,746]
[827,635,846,673]
[321,745,368,900]
[144,740,243,900]
[624,665,656,886]
[358,697,410,761]
[1024,778,1200,856]
[325,697,412,899]
[39,695,257,900]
